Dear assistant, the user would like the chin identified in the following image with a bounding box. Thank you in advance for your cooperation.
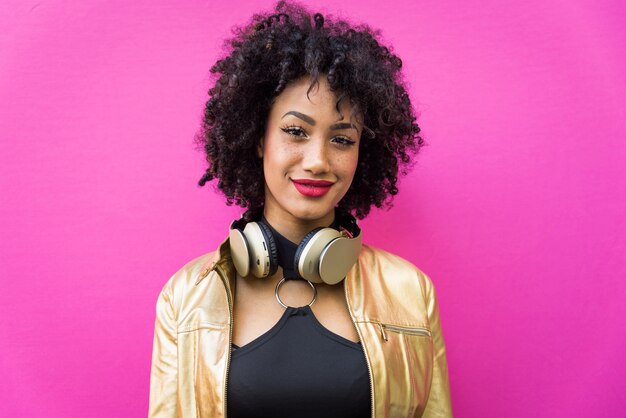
[286,202,336,223]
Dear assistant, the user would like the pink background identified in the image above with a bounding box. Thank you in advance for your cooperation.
[1,0,625,416]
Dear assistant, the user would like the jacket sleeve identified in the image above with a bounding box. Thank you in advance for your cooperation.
[420,274,453,418]
[148,282,178,417]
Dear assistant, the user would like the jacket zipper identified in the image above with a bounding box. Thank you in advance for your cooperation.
[377,323,431,341]
[345,282,375,418]
[214,264,234,418]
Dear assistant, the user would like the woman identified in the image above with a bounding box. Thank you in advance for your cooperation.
[149,1,452,417]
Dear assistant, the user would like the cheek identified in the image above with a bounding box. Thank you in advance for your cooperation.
[340,151,360,180]
[262,143,298,178]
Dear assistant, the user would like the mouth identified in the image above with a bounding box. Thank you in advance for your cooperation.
[291,179,334,197]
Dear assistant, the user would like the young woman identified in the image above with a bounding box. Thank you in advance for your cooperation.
[149,1,452,417]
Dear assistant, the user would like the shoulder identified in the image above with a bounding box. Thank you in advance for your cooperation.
[161,252,215,291]
[156,250,219,311]
[358,243,436,296]
[348,243,440,325]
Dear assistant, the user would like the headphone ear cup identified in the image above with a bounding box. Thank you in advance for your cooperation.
[229,227,251,278]
[240,222,272,278]
[294,227,324,281]
[256,221,279,277]
[295,227,342,283]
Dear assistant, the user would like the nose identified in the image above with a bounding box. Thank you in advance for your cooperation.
[301,138,330,174]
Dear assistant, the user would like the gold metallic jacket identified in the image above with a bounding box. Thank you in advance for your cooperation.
[149,238,453,417]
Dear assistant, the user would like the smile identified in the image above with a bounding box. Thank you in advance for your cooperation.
[291,179,334,197]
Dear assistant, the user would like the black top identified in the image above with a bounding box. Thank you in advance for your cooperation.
[226,305,371,418]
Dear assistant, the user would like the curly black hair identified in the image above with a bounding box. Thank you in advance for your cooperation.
[196,0,424,220]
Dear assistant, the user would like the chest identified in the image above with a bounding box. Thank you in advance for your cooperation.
[231,274,360,347]
[175,265,435,418]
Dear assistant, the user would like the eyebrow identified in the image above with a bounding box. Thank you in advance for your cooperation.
[282,111,359,132]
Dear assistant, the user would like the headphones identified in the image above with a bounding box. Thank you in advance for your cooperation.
[228,209,362,285]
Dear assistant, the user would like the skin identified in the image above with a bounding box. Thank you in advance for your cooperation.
[232,74,364,347]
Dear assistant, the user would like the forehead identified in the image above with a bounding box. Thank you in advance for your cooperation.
[269,75,361,124]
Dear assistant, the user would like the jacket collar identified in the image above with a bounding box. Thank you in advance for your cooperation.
[193,237,237,290]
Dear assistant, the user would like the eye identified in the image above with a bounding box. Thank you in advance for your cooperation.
[280,125,307,138]
[331,136,356,147]
[280,124,356,147]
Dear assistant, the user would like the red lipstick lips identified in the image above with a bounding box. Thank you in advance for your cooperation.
[291,178,334,197]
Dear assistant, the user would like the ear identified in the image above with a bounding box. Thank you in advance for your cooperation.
[256,137,264,158]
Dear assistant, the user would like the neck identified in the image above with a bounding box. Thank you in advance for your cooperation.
[262,208,336,244]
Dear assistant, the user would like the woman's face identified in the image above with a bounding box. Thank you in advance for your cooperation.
[259,74,362,227]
